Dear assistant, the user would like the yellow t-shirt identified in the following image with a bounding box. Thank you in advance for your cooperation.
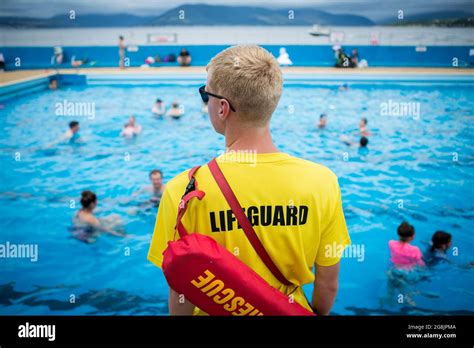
[148,152,350,315]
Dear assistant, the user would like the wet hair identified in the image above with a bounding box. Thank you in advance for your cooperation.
[431,231,452,251]
[156,99,162,103]
[397,221,415,242]
[149,169,163,179]
[360,136,368,147]
[80,190,97,209]
[119,36,124,40]
[69,121,79,129]
[320,114,327,119]
[172,102,179,108]
[361,117,367,125]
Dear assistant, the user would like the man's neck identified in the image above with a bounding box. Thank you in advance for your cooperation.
[225,124,278,154]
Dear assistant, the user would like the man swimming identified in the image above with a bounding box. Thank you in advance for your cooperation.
[129,170,167,214]
[318,114,328,128]
[49,78,58,90]
[359,117,371,136]
[152,99,165,116]
[62,121,81,143]
[166,102,184,119]
[72,190,125,243]
[144,169,166,205]
[341,135,369,148]
[120,116,142,137]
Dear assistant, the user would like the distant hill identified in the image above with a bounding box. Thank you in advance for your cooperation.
[0,4,374,27]
[0,4,472,28]
[0,13,157,28]
[379,10,474,26]
[149,4,375,26]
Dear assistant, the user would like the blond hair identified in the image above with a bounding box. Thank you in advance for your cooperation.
[206,45,283,126]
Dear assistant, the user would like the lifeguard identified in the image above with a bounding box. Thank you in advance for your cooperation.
[148,45,350,316]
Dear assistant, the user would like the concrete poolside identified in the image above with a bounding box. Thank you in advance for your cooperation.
[1,67,473,87]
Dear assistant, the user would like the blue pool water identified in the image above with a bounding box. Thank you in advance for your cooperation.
[0,80,473,315]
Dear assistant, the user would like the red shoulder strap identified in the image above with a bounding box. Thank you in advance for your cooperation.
[175,166,205,238]
[207,158,292,286]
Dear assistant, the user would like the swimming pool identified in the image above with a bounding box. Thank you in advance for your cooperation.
[0,77,473,315]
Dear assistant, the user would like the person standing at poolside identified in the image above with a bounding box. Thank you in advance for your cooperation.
[177,48,191,66]
[118,36,126,69]
[148,45,350,316]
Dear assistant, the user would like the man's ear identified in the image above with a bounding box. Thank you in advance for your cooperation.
[219,99,231,120]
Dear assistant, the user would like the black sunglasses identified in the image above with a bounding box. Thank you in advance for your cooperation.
[199,85,236,112]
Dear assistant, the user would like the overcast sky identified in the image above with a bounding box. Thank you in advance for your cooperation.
[1,0,473,19]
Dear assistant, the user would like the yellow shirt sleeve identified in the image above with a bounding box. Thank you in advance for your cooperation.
[147,188,179,268]
[315,179,351,267]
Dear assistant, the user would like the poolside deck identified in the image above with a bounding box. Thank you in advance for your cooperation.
[1,67,473,87]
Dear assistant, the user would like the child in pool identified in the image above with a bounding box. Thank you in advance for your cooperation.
[426,231,452,264]
[388,221,425,269]
[424,231,474,267]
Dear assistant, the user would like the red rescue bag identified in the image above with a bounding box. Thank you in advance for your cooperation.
[162,158,315,316]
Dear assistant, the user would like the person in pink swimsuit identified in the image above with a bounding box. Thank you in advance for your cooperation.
[388,221,425,269]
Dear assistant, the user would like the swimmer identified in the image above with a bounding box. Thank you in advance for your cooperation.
[430,231,452,257]
[166,102,184,119]
[341,135,368,148]
[120,116,142,137]
[72,190,125,240]
[148,169,166,201]
[318,114,328,129]
[71,55,91,67]
[424,231,452,265]
[359,117,371,136]
[424,231,474,268]
[152,99,165,116]
[62,121,81,143]
[388,221,425,269]
[49,78,58,90]
[338,83,349,91]
[133,169,166,206]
